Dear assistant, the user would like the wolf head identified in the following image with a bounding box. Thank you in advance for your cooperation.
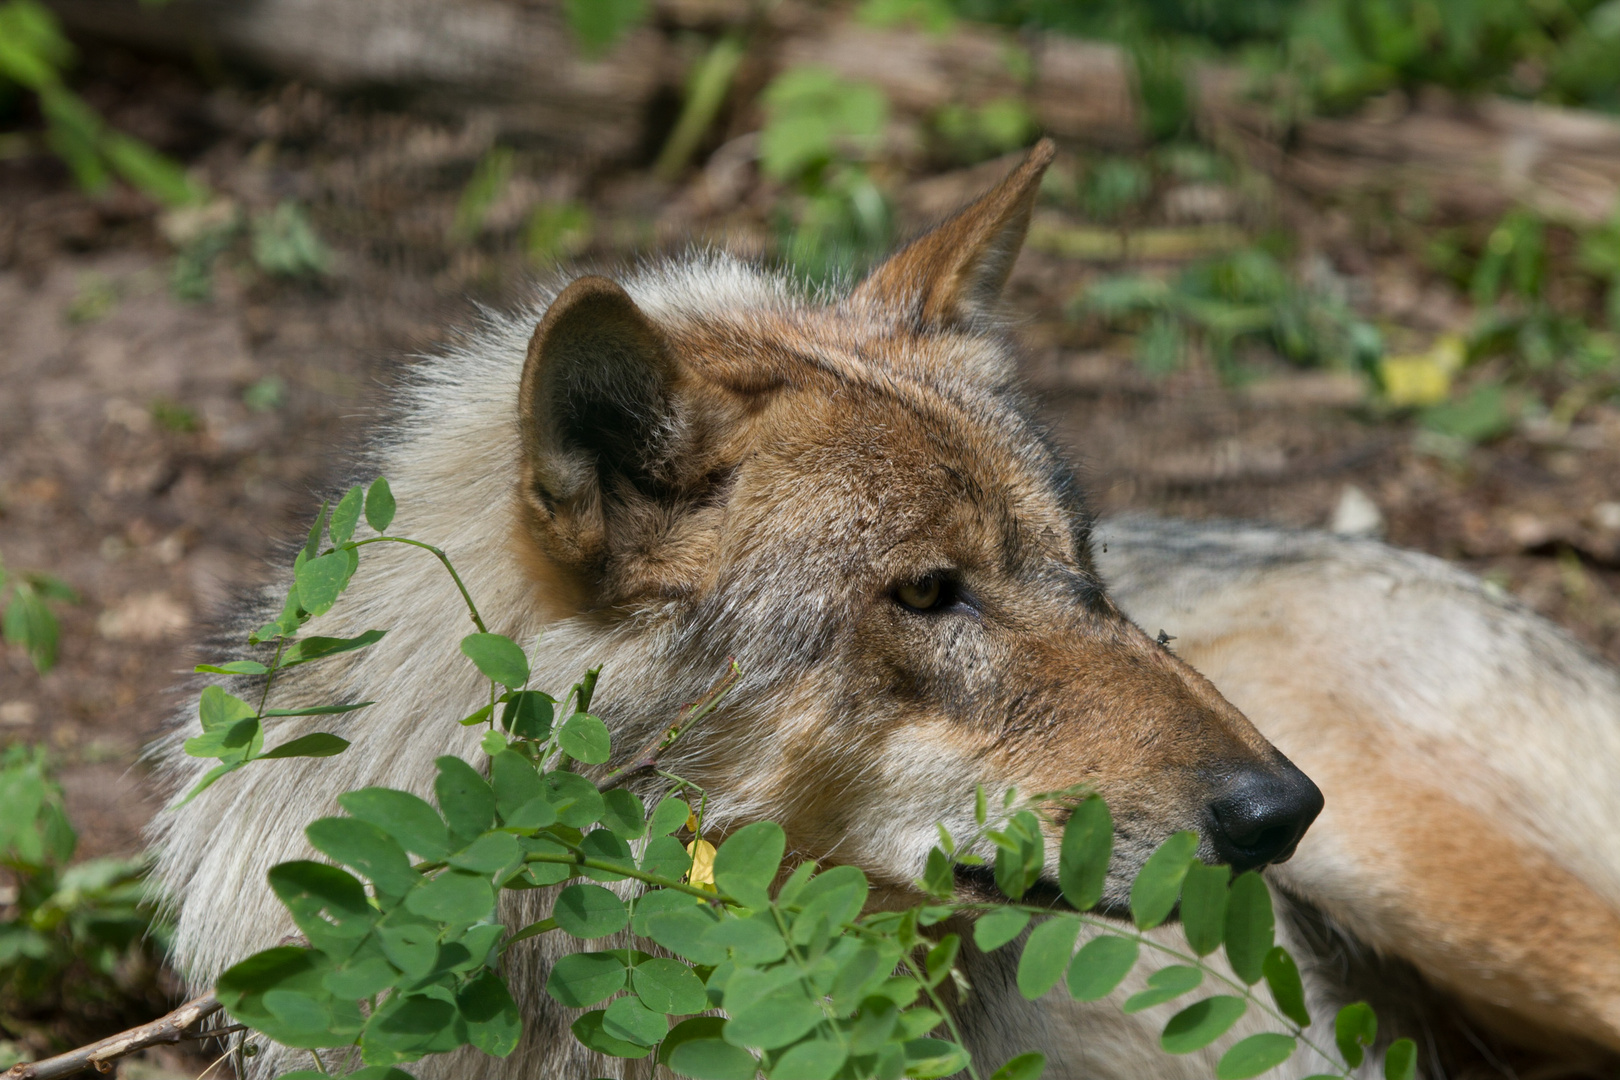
[508,140,1322,912]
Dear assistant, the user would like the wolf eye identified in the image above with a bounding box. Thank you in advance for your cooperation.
[895,576,944,611]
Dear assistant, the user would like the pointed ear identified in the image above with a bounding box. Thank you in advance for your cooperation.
[851,138,1055,327]
[518,275,680,569]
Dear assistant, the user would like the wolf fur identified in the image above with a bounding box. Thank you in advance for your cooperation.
[152,143,1620,1079]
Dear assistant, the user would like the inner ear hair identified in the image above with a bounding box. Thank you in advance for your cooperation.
[850,137,1056,328]
[519,275,679,508]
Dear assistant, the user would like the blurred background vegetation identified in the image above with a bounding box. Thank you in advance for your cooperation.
[5,0,1620,1071]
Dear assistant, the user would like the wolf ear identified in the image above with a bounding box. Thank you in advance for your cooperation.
[851,138,1055,327]
[518,276,679,566]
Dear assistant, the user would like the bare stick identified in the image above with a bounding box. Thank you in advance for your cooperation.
[1,995,230,1080]
[598,661,741,793]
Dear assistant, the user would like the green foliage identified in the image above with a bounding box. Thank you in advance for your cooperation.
[526,200,594,264]
[0,747,168,1050]
[452,147,514,242]
[180,482,1419,1080]
[1077,247,1382,380]
[251,201,332,279]
[759,67,892,283]
[0,0,203,205]
[563,0,647,58]
[0,553,76,674]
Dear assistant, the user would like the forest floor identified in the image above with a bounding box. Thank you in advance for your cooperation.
[2,40,1620,1065]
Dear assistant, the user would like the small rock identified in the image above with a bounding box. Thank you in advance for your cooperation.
[96,591,190,642]
[0,700,37,726]
[1331,485,1385,538]
[1595,501,1620,532]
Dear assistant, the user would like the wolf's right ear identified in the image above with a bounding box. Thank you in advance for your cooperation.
[518,275,680,570]
[850,138,1055,328]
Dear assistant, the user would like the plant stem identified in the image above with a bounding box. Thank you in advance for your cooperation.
[350,537,487,633]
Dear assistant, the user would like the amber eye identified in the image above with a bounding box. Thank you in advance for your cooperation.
[895,576,944,611]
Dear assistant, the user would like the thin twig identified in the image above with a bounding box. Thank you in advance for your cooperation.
[1,995,224,1080]
[598,660,740,793]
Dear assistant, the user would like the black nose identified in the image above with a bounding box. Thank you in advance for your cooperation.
[1207,761,1324,872]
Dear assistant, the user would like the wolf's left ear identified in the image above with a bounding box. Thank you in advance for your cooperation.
[518,275,681,569]
[851,138,1056,328]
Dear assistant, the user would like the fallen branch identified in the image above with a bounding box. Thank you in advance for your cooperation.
[0,995,234,1080]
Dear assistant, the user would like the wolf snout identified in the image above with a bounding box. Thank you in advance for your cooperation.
[1207,761,1324,872]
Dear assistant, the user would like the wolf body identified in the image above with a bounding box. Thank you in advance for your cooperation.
[153,145,1620,1078]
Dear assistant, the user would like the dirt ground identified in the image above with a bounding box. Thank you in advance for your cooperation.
[3,43,1620,903]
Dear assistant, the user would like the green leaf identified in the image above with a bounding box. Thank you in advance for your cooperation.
[305,816,419,900]
[173,760,245,806]
[1122,964,1202,1013]
[1058,796,1112,911]
[631,887,700,938]
[501,690,554,740]
[712,821,785,908]
[545,770,605,828]
[102,132,204,207]
[261,702,374,718]
[1179,861,1230,956]
[724,981,824,1050]
[458,970,522,1058]
[554,883,629,939]
[546,950,626,1008]
[1224,871,1275,985]
[435,754,497,842]
[580,827,636,882]
[1384,1037,1417,1080]
[267,861,375,957]
[364,477,395,533]
[972,907,1030,952]
[1066,935,1138,1001]
[791,865,869,944]
[338,788,451,860]
[604,994,669,1047]
[645,905,726,965]
[564,0,648,57]
[404,868,496,924]
[992,810,1045,901]
[447,830,520,874]
[648,795,691,837]
[633,956,708,1015]
[304,501,328,562]
[1262,946,1309,1027]
[668,1038,757,1080]
[1161,996,1247,1054]
[1334,1001,1377,1068]
[990,1052,1046,1080]
[901,1037,970,1079]
[1016,917,1080,1000]
[704,911,790,965]
[295,550,352,616]
[770,1037,847,1079]
[329,486,363,545]
[1216,1033,1297,1079]
[261,733,350,759]
[279,630,386,668]
[640,834,692,881]
[659,1015,728,1066]
[460,633,530,689]
[559,711,612,765]
[1129,830,1197,929]
[195,660,269,675]
[571,1008,653,1059]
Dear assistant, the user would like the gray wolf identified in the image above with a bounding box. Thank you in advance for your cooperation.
[152,142,1620,1078]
